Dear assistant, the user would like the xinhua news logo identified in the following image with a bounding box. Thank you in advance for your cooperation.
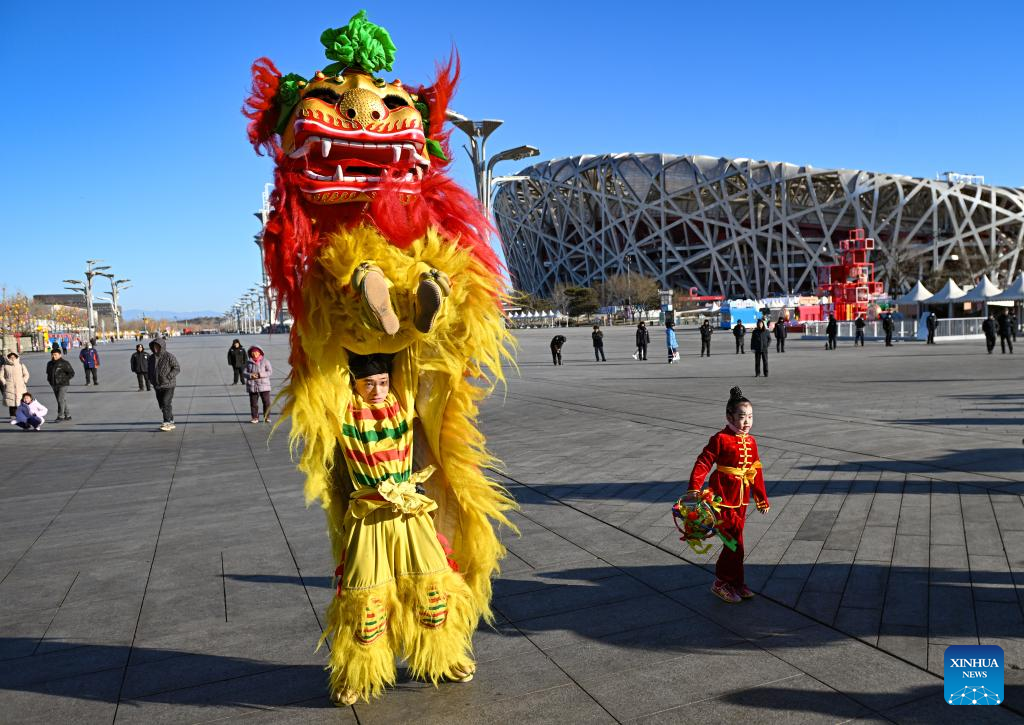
[944,645,1004,705]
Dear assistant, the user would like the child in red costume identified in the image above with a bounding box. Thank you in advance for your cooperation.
[688,386,770,603]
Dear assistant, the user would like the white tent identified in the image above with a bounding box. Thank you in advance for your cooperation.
[925,279,967,304]
[960,274,1003,302]
[991,274,1024,301]
[894,281,933,305]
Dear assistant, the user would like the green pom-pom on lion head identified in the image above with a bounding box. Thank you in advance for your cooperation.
[320,10,397,76]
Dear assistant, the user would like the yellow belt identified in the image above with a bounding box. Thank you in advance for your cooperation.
[714,462,762,507]
[348,465,437,519]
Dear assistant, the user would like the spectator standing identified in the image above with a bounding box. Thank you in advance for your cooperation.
[2,352,30,422]
[14,393,47,431]
[79,342,100,385]
[46,348,75,421]
[982,313,997,354]
[666,322,679,364]
[147,338,180,431]
[634,322,650,361]
[925,312,937,344]
[854,314,866,346]
[60,339,68,356]
[591,325,606,362]
[130,344,151,391]
[733,321,746,354]
[549,335,566,366]
[882,314,894,347]
[243,345,274,423]
[826,315,839,350]
[699,320,713,357]
[227,339,247,384]
[751,319,770,377]
[773,319,787,353]
[997,310,1014,354]
[1010,311,1018,342]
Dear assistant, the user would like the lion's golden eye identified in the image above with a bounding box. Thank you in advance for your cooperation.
[373,77,386,88]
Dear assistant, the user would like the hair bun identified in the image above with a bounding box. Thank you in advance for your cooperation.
[729,386,744,400]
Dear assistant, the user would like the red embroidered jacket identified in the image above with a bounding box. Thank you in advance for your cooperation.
[687,428,768,509]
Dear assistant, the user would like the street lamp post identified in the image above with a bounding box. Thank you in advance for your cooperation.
[63,259,111,340]
[98,275,131,339]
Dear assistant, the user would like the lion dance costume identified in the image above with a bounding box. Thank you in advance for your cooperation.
[243,11,515,705]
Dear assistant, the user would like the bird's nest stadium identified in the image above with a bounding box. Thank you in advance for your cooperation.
[492,154,1024,298]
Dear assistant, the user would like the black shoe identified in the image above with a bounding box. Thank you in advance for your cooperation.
[52,418,62,424]
[63,416,72,421]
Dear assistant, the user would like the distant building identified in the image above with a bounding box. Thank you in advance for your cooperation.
[493,154,1024,298]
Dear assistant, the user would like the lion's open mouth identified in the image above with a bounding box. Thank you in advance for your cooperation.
[288,124,429,193]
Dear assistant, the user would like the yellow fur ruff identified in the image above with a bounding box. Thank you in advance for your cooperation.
[281,225,517,701]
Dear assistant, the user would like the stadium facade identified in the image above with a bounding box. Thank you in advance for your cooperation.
[492,154,1024,299]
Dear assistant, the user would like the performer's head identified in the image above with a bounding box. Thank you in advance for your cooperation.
[348,352,394,404]
[726,386,753,433]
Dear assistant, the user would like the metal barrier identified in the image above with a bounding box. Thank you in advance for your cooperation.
[801,317,985,340]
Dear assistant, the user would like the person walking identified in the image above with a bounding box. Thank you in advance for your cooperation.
[147,338,180,431]
[60,339,69,356]
[666,321,679,364]
[2,352,30,423]
[699,320,713,357]
[854,314,866,346]
[243,345,273,423]
[751,319,770,377]
[982,312,997,354]
[227,339,247,384]
[591,325,606,362]
[997,310,1014,354]
[549,334,566,365]
[14,393,47,431]
[925,312,937,344]
[130,344,151,391]
[773,318,787,353]
[78,342,100,385]
[635,322,650,361]
[1010,311,1018,342]
[826,315,838,350]
[733,321,746,354]
[46,348,75,421]
[881,313,894,347]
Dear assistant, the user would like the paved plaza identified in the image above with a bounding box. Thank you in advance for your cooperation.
[1,329,1022,723]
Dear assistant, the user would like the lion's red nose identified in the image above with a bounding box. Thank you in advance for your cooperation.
[338,88,388,126]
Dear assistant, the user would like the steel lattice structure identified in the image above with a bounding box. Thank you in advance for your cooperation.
[492,154,1024,298]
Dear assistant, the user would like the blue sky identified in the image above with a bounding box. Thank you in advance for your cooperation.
[2,1,1022,312]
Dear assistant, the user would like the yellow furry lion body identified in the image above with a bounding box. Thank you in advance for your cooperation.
[280,225,515,701]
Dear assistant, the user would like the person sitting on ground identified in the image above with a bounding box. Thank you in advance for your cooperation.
[2,352,30,423]
[14,392,47,431]
[549,334,566,366]
[243,345,273,423]
[130,344,151,391]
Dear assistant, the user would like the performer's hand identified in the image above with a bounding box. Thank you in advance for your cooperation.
[755,499,770,513]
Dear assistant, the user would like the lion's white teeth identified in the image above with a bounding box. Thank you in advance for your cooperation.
[335,165,345,180]
[392,146,401,163]
[321,139,332,157]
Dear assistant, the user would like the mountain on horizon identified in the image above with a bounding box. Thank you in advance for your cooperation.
[123,309,223,321]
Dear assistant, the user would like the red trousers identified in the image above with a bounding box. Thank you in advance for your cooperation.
[716,506,747,588]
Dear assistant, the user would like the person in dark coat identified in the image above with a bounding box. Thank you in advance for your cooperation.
[750,319,770,377]
[699,320,713,357]
[635,322,650,361]
[130,344,151,391]
[882,313,894,347]
[591,325,606,362]
[982,312,997,354]
[1010,311,1018,342]
[997,310,1014,354]
[854,314,866,346]
[550,334,566,366]
[773,319,787,352]
[227,339,247,384]
[925,312,937,344]
[78,342,100,385]
[46,349,75,421]
[732,321,746,354]
[826,315,838,350]
[147,338,180,431]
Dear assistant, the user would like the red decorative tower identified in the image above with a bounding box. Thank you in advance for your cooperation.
[817,229,884,320]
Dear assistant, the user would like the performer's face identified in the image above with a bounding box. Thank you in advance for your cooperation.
[728,403,753,434]
[354,373,390,404]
